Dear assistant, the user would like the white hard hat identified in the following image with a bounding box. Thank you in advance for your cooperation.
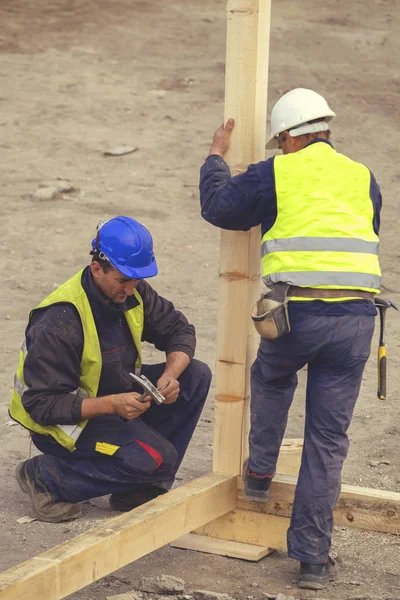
[266,88,336,149]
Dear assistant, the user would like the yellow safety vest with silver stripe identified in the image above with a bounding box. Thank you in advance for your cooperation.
[261,142,381,293]
[10,268,144,452]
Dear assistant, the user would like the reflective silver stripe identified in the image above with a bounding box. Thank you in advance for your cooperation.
[70,387,87,398]
[14,374,28,396]
[58,424,83,442]
[59,390,86,442]
[263,271,381,289]
[14,374,84,442]
[21,340,27,358]
[261,237,379,256]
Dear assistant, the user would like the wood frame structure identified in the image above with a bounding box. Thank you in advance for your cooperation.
[0,1,399,598]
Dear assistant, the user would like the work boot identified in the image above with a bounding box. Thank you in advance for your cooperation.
[297,556,338,590]
[15,460,81,523]
[243,460,274,502]
[110,484,168,512]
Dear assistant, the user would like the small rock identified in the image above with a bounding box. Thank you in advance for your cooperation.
[16,516,36,524]
[5,315,11,320]
[32,186,60,201]
[32,179,75,201]
[193,592,235,600]
[39,179,75,193]
[251,584,259,588]
[276,595,296,600]
[369,459,390,467]
[104,146,139,157]
[183,596,193,600]
[139,575,185,595]
[262,594,276,600]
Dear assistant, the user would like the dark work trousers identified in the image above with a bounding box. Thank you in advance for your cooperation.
[249,308,375,564]
[29,359,211,504]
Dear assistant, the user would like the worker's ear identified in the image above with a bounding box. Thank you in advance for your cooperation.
[90,261,103,279]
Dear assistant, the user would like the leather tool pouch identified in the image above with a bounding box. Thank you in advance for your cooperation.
[251,283,291,339]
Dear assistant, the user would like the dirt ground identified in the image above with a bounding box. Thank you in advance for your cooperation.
[0,0,399,598]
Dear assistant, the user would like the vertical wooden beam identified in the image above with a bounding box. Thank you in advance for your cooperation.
[213,0,271,475]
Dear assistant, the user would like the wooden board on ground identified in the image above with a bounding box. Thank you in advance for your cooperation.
[171,533,272,561]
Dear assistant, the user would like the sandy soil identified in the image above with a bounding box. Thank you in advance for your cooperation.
[0,1,399,598]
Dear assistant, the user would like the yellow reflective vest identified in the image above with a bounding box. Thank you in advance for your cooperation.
[261,142,381,293]
[10,269,144,452]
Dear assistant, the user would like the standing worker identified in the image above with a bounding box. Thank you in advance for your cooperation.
[10,216,211,522]
[199,88,381,590]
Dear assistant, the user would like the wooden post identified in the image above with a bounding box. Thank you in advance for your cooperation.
[213,0,271,475]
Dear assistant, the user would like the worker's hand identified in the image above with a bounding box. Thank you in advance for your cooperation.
[157,375,180,404]
[209,118,234,158]
[112,392,151,420]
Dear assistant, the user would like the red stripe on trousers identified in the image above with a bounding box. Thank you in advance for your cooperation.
[134,438,163,467]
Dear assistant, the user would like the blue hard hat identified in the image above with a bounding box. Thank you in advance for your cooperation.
[91,216,158,279]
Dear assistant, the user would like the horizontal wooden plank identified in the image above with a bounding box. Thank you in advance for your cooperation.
[196,473,400,553]
[171,533,272,561]
[237,474,400,534]
[0,473,237,600]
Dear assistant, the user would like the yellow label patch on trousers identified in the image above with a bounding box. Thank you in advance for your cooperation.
[95,442,120,456]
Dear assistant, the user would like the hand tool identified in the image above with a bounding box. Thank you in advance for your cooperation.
[375,297,398,400]
[129,373,167,405]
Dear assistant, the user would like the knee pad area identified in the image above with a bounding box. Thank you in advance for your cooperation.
[117,437,178,476]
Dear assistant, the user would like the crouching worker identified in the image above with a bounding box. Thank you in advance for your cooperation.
[10,216,211,522]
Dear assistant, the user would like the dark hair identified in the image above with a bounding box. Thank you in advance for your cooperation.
[90,251,115,273]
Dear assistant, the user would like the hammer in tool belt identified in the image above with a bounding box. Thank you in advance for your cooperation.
[129,373,167,405]
[375,297,398,400]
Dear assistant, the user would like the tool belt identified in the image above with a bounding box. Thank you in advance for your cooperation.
[251,284,375,340]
